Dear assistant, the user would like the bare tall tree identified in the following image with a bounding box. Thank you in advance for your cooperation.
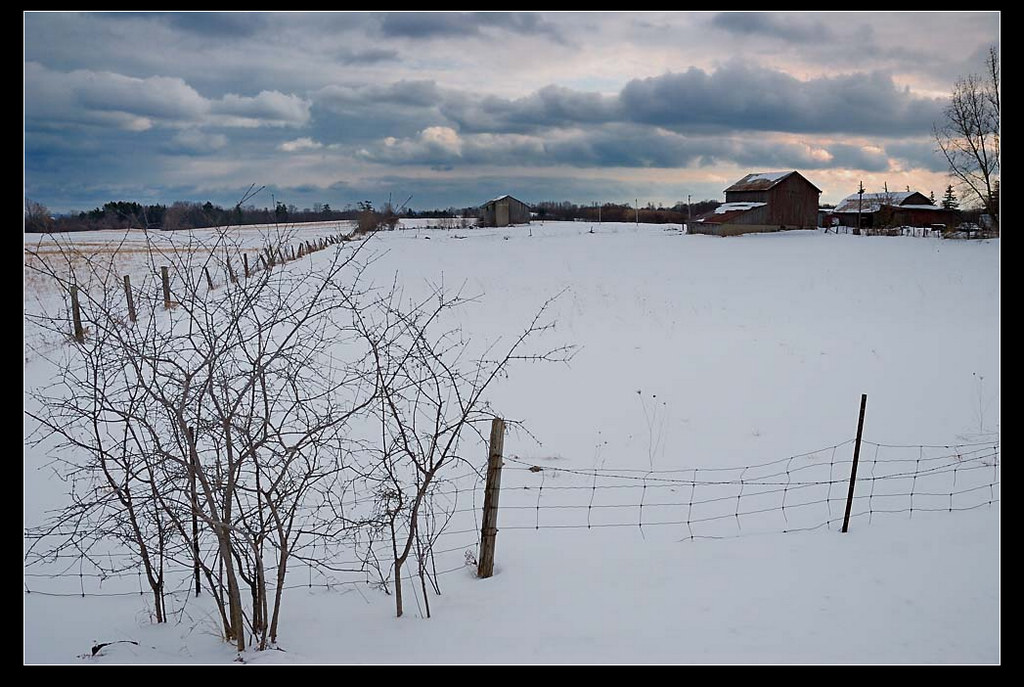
[934,45,1000,230]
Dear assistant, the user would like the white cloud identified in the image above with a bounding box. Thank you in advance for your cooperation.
[420,126,463,155]
[280,137,324,152]
[213,90,312,128]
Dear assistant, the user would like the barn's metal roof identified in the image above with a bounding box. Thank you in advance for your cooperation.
[725,171,822,193]
[697,202,765,225]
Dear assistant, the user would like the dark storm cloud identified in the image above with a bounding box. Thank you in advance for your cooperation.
[378,12,563,41]
[108,11,271,38]
[542,126,702,168]
[440,85,621,134]
[311,81,447,143]
[619,64,944,136]
[335,47,400,65]
[318,81,442,110]
[159,12,269,38]
[710,12,831,42]
[411,63,944,139]
[354,123,874,173]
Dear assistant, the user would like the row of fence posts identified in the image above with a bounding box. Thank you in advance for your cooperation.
[66,232,349,343]
[477,395,869,578]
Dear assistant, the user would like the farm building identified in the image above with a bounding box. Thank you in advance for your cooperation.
[831,191,962,231]
[479,194,531,227]
[690,171,821,236]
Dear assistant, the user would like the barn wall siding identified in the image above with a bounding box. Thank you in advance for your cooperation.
[480,196,531,227]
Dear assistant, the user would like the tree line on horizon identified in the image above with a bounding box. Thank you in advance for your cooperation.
[24,197,725,234]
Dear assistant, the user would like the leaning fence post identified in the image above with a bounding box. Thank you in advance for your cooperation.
[123,275,137,322]
[161,266,171,309]
[204,266,215,290]
[478,417,506,578]
[842,394,868,533]
[69,284,84,343]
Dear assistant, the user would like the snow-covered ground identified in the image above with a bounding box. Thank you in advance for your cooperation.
[23,220,1000,664]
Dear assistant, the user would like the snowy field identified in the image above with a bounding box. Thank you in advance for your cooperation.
[23,220,1000,665]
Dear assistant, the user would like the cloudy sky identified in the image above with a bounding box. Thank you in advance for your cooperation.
[24,11,1000,216]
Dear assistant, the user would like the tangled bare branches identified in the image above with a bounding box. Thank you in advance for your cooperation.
[24,226,573,648]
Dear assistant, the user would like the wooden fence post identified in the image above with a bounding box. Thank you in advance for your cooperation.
[69,284,84,343]
[243,253,250,279]
[204,266,215,290]
[123,275,137,322]
[161,266,171,309]
[227,257,237,284]
[478,417,505,578]
[842,394,868,533]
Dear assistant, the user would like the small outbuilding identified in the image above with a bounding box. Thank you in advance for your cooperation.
[479,195,531,227]
[690,171,821,236]
[831,190,962,231]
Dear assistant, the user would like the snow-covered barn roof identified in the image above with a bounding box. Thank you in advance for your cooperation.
[714,202,766,214]
[725,171,821,193]
[482,194,528,206]
[833,191,933,214]
[697,202,766,225]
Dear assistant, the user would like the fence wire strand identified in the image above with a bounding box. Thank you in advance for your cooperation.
[25,437,998,600]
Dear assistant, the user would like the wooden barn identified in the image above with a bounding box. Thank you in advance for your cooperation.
[690,171,821,236]
[479,194,531,227]
[831,191,962,231]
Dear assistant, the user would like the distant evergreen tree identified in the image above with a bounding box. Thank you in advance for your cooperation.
[941,184,960,210]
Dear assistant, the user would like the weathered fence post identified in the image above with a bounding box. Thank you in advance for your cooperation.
[204,266,215,290]
[123,275,137,322]
[161,266,171,309]
[841,394,868,533]
[478,417,505,578]
[243,253,250,279]
[227,256,237,284]
[69,284,84,343]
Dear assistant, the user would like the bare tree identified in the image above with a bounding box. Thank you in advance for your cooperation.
[24,199,54,234]
[347,282,573,617]
[934,45,1000,230]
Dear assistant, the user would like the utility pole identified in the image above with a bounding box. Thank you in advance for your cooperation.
[857,181,864,235]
